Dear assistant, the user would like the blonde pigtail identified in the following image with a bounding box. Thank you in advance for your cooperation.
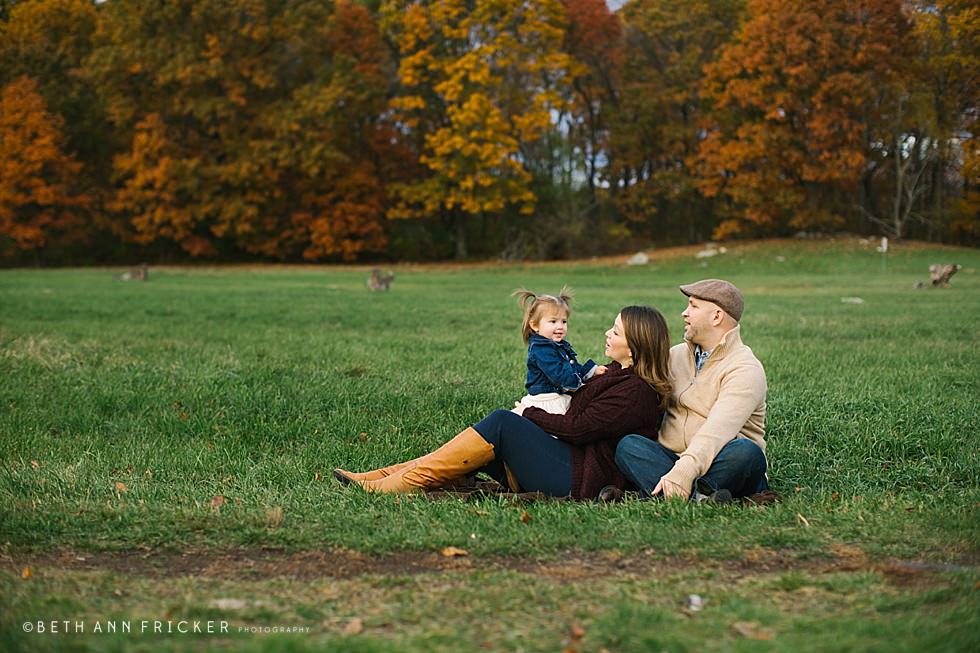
[512,286,574,345]
[558,285,574,306]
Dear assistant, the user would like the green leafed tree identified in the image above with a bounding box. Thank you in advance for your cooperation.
[607,0,744,243]
[88,0,393,260]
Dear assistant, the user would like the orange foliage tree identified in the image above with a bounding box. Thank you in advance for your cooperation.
[694,0,913,238]
[287,1,396,261]
[0,0,106,232]
[381,0,573,258]
[955,133,980,243]
[609,0,743,242]
[559,0,623,201]
[0,76,89,256]
[89,0,391,260]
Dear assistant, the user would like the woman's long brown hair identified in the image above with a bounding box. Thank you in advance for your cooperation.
[620,305,672,409]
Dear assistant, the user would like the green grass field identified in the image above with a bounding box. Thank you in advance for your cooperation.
[1,238,978,652]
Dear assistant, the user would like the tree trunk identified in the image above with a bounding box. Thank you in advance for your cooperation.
[930,142,947,241]
[454,211,468,260]
[892,132,904,241]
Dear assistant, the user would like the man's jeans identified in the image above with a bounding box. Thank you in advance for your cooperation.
[615,435,769,498]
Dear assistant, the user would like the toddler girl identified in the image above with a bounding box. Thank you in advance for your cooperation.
[511,286,606,415]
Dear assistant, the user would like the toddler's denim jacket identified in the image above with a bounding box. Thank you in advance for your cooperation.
[524,334,597,395]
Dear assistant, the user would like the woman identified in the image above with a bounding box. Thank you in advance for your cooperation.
[334,306,672,500]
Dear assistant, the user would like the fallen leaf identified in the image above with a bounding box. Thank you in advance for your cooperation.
[314,472,322,482]
[357,432,368,443]
[21,565,32,579]
[30,460,40,470]
[796,513,811,527]
[210,495,226,510]
[343,617,364,635]
[114,481,128,493]
[520,511,532,523]
[569,622,585,639]
[732,621,774,640]
[440,546,468,558]
[266,506,284,528]
[742,549,763,566]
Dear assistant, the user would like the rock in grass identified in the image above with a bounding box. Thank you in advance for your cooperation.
[685,594,705,611]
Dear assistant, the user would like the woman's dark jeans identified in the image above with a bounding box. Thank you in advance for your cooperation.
[615,435,769,498]
[472,409,573,496]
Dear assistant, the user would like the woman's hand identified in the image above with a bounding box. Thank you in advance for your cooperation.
[593,365,608,376]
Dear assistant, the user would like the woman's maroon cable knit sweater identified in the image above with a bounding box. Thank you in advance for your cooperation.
[522,361,664,499]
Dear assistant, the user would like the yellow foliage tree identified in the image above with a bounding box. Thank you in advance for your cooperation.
[912,0,979,242]
[382,0,572,257]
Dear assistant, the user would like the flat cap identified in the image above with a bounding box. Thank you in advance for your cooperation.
[679,279,744,322]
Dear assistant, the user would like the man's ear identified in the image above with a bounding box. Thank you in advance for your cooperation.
[711,308,725,326]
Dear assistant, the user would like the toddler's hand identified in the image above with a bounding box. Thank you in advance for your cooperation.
[593,365,608,376]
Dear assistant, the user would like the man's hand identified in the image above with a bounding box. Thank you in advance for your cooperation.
[593,365,608,376]
[653,476,691,500]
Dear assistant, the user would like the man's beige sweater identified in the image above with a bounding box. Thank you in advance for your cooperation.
[660,325,767,492]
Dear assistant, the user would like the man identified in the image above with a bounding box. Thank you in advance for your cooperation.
[615,279,769,501]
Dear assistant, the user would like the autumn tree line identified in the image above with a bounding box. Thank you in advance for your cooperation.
[0,0,976,264]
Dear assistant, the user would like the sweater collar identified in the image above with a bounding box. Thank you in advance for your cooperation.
[685,324,743,361]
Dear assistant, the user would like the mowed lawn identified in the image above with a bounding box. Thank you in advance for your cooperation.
[1,238,978,652]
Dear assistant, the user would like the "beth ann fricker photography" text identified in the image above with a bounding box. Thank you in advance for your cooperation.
[22,620,311,635]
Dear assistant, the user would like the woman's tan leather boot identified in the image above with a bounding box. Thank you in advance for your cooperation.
[333,459,420,485]
[357,427,495,494]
